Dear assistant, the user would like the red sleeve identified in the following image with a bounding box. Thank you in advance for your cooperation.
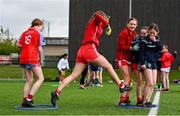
[35,32,40,47]
[161,53,166,63]
[118,32,131,51]
[94,13,109,27]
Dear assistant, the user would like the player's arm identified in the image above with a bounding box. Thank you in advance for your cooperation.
[94,13,109,27]
[38,46,43,65]
[140,40,147,69]
[37,33,43,65]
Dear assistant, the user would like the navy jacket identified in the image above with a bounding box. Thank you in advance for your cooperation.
[140,36,163,65]
[131,36,141,64]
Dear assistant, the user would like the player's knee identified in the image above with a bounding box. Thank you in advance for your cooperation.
[37,76,44,83]
[41,77,44,82]
[137,80,142,86]
[147,83,153,87]
[27,79,33,84]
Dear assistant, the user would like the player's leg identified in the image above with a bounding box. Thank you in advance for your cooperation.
[147,69,157,102]
[51,63,86,106]
[165,72,170,90]
[60,70,65,83]
[28,66,44,99]
[162,71,166,90]
[143,69,153,106]
[99,68,103,87]
[80,65,88,89]
[134,69,143,105]
[23,69,33,98]
[90,55,131,92]
[22,69,34,107]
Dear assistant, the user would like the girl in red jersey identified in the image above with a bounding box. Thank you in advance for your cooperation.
[160,45,177,91]
[116,17,138,105]
[18,18,45,107]
[51,11,132,106]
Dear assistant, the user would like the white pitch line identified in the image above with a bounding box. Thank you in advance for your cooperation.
[148,91,161,116]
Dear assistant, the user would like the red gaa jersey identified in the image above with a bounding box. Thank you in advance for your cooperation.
[116,27,137,61]
[18,28,40,64]
[81,13,109,47]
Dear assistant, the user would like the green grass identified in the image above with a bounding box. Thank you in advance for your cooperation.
[158,84,180,115]
[1,65,179,82]
[1,81,180,115]
[0,81,149,115]
[0,65,180,115]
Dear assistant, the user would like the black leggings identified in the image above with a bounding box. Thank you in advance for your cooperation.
[80,66,88,85]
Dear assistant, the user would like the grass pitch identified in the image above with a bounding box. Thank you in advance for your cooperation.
[0,65,180,115]
[0,81,180,115]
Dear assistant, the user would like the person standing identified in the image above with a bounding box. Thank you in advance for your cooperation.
[140,23,163,107]
[18,18,45,107]
[131,26,148,106]
[57,53,69,83]
[160,45,177,91]
[116,17,138,105]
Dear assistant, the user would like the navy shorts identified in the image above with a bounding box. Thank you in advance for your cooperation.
[89,64,98,71]
[20,64,35,70]
[145,62,157,70]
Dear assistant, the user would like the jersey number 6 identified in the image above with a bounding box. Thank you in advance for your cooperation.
[25,35,32,45]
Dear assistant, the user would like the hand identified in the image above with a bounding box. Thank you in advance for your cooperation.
[174,51,177,54]
[141,65,146,70]
[105,15,110,22]
[132,45,140,51]
[39,60,43,65]
[149,35,156,42]
[105,25,112,36]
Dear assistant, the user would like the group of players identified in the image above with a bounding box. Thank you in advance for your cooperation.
[18,10,176,108]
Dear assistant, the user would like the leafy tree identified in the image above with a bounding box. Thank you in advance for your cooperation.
[0,38,20,55]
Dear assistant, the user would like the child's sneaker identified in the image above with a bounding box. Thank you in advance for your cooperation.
[21,99,33,107]
[136,101,144,107]
[144,102,153,107]
[51,91,59,106]
[118,100,131,106]
[119,84,132,93]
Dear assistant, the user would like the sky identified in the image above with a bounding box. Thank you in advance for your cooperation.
[0,0,69,38]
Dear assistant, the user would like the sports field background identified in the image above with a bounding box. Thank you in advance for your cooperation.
[0,65,180,115]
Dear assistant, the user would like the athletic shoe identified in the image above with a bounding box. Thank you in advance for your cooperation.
[118,101,131,106]
[80,86,87,89]
[144,102,153,107]
[21,99,33,107]
[162,88,170,92]
[118,99,131,106]
[119,85,132,93]
[95,84,101,87]
[136,101,144,107]
[118,102,127,106]
[51,91,59,106]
